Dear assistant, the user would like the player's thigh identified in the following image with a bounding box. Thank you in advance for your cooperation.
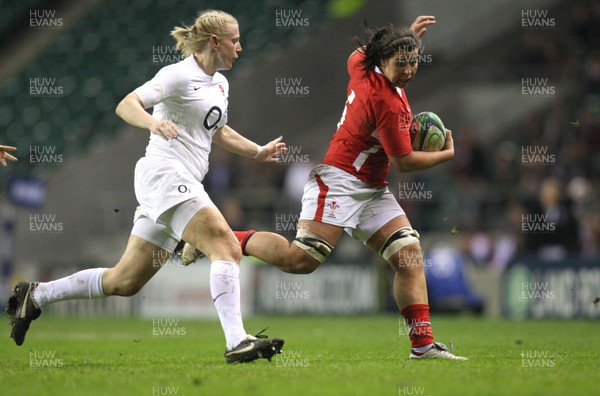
[297,219,345,247]
[181,204,241,262]
[365,215,413,252]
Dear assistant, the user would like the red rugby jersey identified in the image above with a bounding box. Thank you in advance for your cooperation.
[323,51,413,186]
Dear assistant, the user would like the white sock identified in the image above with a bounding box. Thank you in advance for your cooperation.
[412,343,434,354]
[32,268,107,308]
[210,260,247,349]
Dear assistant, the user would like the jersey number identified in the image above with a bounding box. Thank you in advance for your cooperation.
[353,144,381,172]
[203,106,223,131]
[336,90,356,130]
[336,90,380,171]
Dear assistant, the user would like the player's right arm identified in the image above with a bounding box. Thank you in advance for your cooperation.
[116,67,187,140]
[410,15,436,38]
[389,129,454,172]
[116,92,179,140]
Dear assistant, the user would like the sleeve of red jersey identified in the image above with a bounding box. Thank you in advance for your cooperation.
[372,94,413,157]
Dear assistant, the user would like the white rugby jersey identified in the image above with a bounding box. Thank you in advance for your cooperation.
[134,55,229,181]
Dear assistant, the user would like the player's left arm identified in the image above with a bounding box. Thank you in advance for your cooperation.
[389,129,454,172]
[213,125,287,162]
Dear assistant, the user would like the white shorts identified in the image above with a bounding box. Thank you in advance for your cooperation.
[131,156,213,250]
[299,164,405,243]
[131,212,179,253]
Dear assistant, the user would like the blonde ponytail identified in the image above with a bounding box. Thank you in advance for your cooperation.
[170,10,237,57]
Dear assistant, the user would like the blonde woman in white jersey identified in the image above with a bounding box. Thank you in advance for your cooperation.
[6,10,285,364]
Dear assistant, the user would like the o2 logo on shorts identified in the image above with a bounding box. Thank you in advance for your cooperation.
[178,185,190,193]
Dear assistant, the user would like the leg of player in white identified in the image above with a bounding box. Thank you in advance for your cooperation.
[9,229,170,346]
[8,203,283,363]
[32,217,171,307]
[179,203,283,362]
[180,204,247,349]
[32,240,167,305]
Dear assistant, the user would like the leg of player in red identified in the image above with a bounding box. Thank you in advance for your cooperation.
[229,216,466,360]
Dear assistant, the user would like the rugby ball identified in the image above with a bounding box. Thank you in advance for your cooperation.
[410,112,446,151]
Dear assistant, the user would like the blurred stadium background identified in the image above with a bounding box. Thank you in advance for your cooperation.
[0,0,599,323]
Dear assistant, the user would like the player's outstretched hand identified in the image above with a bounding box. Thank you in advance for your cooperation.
[257,136,287,163]
[410,15,436,38]
[0,145,17,167]
[149,119,179,140]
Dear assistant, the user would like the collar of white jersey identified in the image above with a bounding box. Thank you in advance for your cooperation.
[374,66,403,97]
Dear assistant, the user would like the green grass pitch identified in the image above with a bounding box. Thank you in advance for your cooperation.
[1,315,598,395]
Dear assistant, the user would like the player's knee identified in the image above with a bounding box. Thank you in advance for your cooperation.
[212,226,242,259]
[291,260,319,274]
[205,237,242,263]
[291,228,333,271]
[113,277,144,297]
[103,267,144,296]
[208,223,233,241]
[380,227,422,272]
[287,252,320,274]
[288,262,318,274]
[227,241,242,263]
[393,242,425,273]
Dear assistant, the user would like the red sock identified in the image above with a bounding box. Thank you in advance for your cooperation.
[233,230,256,256]
[401,304,434,349]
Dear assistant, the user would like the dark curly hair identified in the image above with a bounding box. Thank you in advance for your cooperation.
[353,23,421,77]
